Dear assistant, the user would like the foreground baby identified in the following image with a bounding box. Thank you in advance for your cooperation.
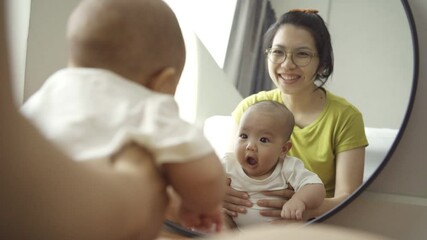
[21,0,225,231]
[223,100,325,229]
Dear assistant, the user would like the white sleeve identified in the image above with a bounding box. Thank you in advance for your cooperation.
[21,69,214,163]
[133,95,214,164]
[283,156,323,191]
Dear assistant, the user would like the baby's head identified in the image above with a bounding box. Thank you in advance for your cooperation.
[235,101,295,179]
[67,0,185,95]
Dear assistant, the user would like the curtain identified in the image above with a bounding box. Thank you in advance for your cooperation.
[249,1,276,95]
[224,0,276,98]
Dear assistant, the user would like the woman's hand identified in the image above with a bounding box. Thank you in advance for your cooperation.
[222,178,252,217]
[257,188,295,218]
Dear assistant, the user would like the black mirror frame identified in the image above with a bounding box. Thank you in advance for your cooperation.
[310,0,419,225]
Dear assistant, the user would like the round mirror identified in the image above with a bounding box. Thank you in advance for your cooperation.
[166,0,418,235]
[312,0,418,223]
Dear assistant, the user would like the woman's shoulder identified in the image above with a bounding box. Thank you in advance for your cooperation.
[326,90,362,115]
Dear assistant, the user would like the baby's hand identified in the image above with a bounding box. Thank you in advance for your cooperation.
[280,198,306,220]
[179,204,223,233]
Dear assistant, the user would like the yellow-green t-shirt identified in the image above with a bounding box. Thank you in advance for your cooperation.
[232,89,368,197]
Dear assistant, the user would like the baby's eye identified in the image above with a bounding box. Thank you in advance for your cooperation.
[239,133,248,139]
[260,137,270,143]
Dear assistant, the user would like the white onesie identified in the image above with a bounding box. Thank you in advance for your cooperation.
[21,68,213,164]
[223,152,323,229]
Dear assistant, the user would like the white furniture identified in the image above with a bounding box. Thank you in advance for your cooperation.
[203,115,398,182]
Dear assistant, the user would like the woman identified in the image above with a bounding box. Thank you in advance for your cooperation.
[223,9,368,222]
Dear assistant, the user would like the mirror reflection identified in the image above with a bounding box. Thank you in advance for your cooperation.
[12,0,414,234]
[172,0,412,182]
[169,0,414,231]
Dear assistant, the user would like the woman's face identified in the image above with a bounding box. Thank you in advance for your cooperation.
[267,24,320,96]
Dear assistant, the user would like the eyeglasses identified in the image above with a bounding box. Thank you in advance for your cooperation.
[265,47,318,67]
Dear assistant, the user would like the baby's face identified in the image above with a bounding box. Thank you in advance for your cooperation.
[234,109,289,179]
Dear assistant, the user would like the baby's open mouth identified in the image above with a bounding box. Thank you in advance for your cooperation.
[246,157,257,166]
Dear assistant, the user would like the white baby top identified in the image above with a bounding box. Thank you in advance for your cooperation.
[21,68,213,164]
[223,152,323,228]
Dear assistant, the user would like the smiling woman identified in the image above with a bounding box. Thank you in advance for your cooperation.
[186,0,413,177]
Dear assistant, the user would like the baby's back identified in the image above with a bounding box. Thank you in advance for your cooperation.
[21,68,213,164]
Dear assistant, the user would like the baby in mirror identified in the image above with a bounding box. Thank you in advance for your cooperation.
[20,0,225,232]
[224,8,368,224]
[223,100,325,229]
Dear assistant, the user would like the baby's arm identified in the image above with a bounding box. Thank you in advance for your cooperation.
[162,152,226,231]
[281,183,325,220]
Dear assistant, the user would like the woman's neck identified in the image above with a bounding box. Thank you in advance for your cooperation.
[281,88,326,128]
[282,88,326,113]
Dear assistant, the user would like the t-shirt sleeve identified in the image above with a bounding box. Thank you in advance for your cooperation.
[284,157,324,192]
[335,108,369,153]
[131,95,214,165]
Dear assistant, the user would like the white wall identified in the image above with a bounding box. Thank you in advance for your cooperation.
[327,0,412,129]
[167,0,243,126]
[24,0,79,101]
[323,0,427,239]
[5,0,30,105]
[19,0,242,128]
[269,0,412,129]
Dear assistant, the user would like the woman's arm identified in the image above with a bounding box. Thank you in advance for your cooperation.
[258,147,365,220]
[292,183,326,210]
[304,147,365,218]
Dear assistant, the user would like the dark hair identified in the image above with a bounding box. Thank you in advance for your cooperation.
[263,10,333,86]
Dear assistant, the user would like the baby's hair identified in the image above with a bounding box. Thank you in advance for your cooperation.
[67,0,185,85]
[248,100,295,140]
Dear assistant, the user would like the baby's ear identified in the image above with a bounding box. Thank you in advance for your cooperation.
[281,141,292,157]
[147,67,178,95]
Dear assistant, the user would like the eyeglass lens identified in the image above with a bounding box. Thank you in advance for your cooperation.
[267,48,314,67]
